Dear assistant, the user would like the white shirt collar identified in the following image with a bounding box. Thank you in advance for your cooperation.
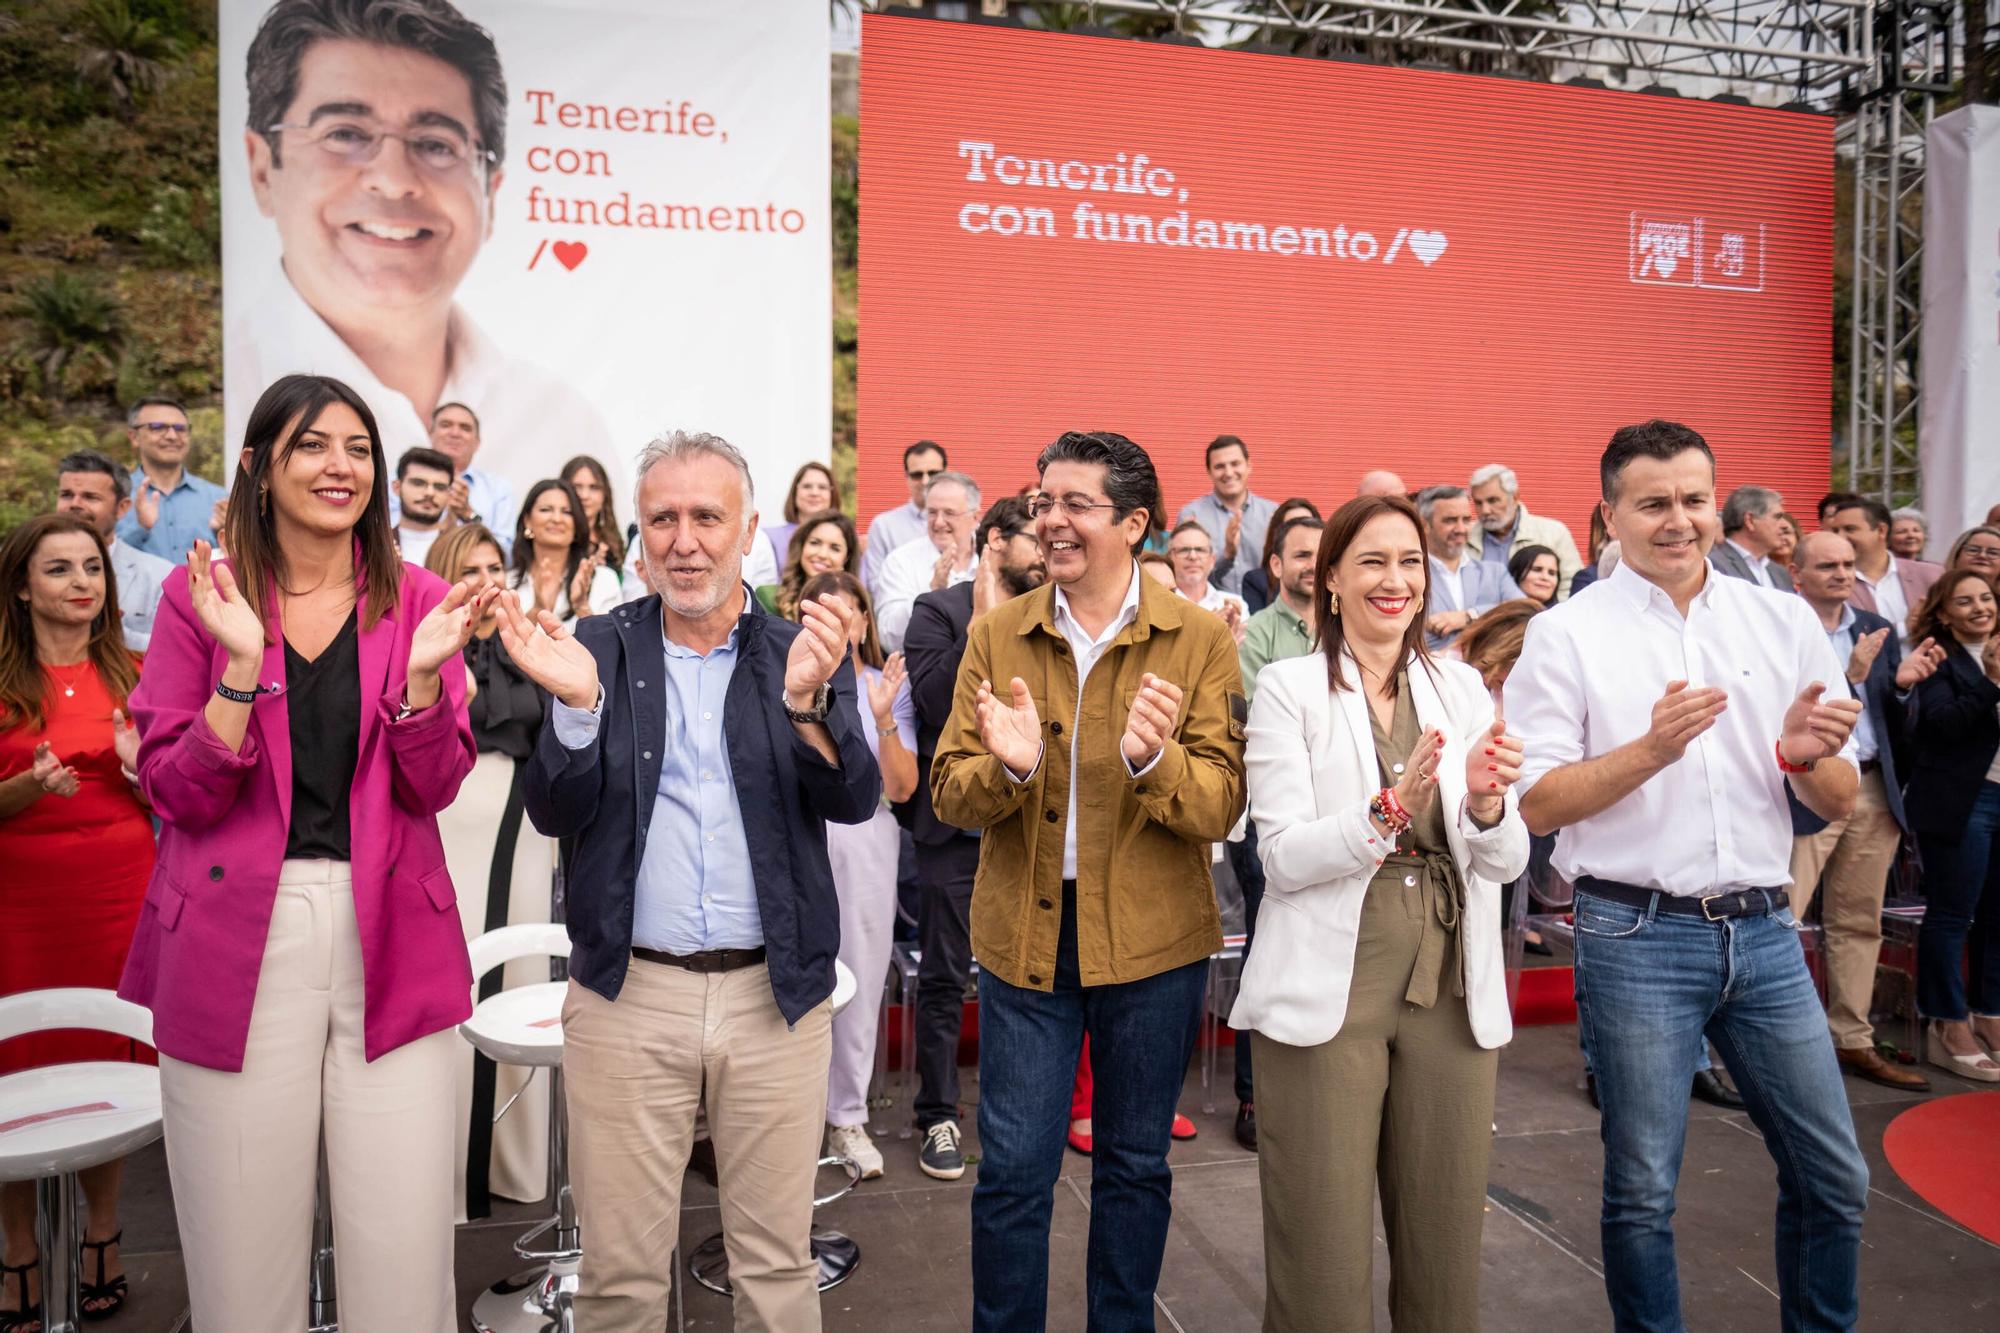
[1053,561,1143,649]
[1607,554,1721,615]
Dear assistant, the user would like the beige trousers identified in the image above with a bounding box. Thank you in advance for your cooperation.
[159,859,457,1333]
[1252,872,1497,1333]
[1788,768,1902,1048]
[562,959,832,1333]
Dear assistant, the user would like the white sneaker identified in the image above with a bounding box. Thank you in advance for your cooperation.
[826,1122,884,1179]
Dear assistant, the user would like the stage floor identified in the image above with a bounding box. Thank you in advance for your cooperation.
[103,1022,1999,1331]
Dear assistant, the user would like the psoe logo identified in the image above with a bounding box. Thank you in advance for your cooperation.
[1630,212,1766,292]
[1631,213,1696,286]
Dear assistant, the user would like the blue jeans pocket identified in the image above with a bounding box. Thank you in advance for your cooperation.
[1770,904,1807,932]
[1574,896,1650,939]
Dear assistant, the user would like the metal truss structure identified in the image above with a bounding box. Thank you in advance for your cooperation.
[870,0,1964,503]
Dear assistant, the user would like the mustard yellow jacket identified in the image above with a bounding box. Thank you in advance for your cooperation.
[931,574,1247,990]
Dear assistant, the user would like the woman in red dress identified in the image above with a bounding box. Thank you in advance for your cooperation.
[0,513,154,1328]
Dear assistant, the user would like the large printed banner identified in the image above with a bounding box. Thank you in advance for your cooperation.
[859,15,1833,534]
[222,0,829,516]
[1920,104,2000,557]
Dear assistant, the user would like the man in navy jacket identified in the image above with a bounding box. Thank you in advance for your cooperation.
[507,431,880,1332]
[1787,531,1944,1091]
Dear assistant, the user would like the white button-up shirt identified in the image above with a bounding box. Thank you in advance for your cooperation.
[1505,561,1854,896]
[859,501,928,598]
[109,536,171,653]
[1854,554,1910,648]
[873,534,975,654]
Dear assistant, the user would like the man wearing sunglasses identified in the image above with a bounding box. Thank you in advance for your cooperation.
[860,440,949,598]
[115,396,228,564]
[227,0,609,497]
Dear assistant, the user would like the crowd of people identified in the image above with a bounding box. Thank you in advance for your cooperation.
[3,382,2000,1333]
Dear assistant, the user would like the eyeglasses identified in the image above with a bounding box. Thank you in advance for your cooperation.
[923,506,970,521]
[1168,545,1212,559]
[1964,545,2000,561]
[1027,495,1120,521]
[907,468,943,482]
[134,422,189,436]
[267,118,495,177]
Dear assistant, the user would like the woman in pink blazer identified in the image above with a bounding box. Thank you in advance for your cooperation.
[120,374,495,1333]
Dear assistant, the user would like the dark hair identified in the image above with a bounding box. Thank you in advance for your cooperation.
[560,454,626,569]
[247,0,507,168]
[776,510,859,621]
[800,569,882,670]
[1910,567,1998,647]
[423,521,502,584]
[976,495,1033,551]
[1265,515,1325,578]
[1261,498,1322,572]
[1204,434,1249,466]
[1600,420,1715,502]
[225,374,402,633]
[0,515,139,732]
[56,449,128,502]
[126,395,187,426]
[510,478,592,613]
[1036,430,1163,553]
[1830,496,1892,531]
[782,461,840,525]
[1508,544,1561,604]
[432,401,481,431]
[1585,503,1609,562]
[1313,495,1435,693]
[1456,598,1544,692]
[1818,491,1862,522]
[902,440,947,470]
[1138,550,1173,569]
[396,446,455,481]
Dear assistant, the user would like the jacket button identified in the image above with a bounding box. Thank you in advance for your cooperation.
[1028,974,1043,985]
[1050,721,1063,735]
[1044,809,1058,823]
[1038,898,1053,910]
[209,866,223,881]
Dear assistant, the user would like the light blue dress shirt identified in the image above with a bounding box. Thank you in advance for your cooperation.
[109,537,171,653]
[116,468,226,564]
[1824,604,1880,764]
[551,625,762,953]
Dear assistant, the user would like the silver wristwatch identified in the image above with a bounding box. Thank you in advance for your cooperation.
[781,682,833,724]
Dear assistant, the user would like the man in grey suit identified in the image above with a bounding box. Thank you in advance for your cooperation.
[1419,484,1521,650]
[1711,486,1795,591]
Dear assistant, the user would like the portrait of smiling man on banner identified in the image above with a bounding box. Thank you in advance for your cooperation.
[227,0,609,484]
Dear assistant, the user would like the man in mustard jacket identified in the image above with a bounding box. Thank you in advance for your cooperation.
[932,430,1246,1332]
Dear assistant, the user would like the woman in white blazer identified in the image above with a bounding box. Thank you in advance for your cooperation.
[1230,494,1530,1332]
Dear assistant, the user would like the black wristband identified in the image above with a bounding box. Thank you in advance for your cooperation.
[214,680,272,704]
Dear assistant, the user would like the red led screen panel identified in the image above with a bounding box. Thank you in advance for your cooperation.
[857,14,1833,540]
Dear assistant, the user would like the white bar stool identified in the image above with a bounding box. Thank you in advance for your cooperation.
[460,923,591,1333]
[0,989,160,1333]
[688,960,864,1296]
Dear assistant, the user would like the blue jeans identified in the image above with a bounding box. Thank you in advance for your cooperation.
[971,888,1207,1332]
[1915,780,2000,1022]
[1572,886,1867,1332]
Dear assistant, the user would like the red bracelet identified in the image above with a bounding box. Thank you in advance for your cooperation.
[1774,738,1813,774]
[1377,785,1413,831]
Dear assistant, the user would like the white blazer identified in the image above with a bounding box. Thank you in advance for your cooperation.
[1229,650,1530,1050]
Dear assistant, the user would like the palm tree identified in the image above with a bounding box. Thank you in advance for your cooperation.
[73,0,175,112]
[16,272,124,397]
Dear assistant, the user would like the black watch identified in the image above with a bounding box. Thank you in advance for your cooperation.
[781,682,833,724]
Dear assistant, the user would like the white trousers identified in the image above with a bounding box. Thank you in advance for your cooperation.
[159,859,456,1333]
[825,805,901,1126]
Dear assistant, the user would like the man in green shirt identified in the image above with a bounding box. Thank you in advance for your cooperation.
[1227,512,1323,1150]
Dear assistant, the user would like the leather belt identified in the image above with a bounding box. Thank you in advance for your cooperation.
[632,945,767,973]
[1575,877,1783,922]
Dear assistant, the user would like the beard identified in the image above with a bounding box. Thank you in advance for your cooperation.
[1001,560,1048,596]
[644,549,741,620]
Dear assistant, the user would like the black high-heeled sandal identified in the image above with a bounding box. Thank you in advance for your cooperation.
[0,1256,41,1333]
[78,1232,124,1322]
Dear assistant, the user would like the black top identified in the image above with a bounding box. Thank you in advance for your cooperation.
[284,608,360,861]
[464,632,542,759]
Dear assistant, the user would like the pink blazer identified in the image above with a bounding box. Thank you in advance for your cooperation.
[1848,556,1942,629]
[118,560,476,1071]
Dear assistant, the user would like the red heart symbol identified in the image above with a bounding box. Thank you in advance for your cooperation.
[552,241,587,271]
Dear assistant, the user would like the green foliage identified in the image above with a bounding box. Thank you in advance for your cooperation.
[15,272,124,397]
[831,114,858,487]
[74,0,178,113]
[137,181,221,267]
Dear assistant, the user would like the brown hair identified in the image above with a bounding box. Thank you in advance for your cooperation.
[783,461,840,525]
[424,522,503,584]
[0,515,139,732]
[560,454,626,570]
[1910,567,1999,647]
[1313,494,1436,693]
[800,568,883,670]
[1456,598,1543,693]
[776,511,858,621]
[1946,525,2000,571]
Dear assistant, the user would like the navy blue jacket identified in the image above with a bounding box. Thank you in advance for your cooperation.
[523,592,881,1023]
[1788,606,1913,837]
[1903,642,2000,842]
[903,581,977,848]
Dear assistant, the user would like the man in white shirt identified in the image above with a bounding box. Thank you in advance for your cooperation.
[1417,485,1521,650]
[55,449,172,653]
[874,472,980,653]
[228,0,611,519]
[860,440,947,597]
[1467,463,1586,599]
[1165,520,1248,640]
[1826,496,1942,650]
[1507,420,1870,1331]
[390,447,455,568]
[1709,486,1794,591]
